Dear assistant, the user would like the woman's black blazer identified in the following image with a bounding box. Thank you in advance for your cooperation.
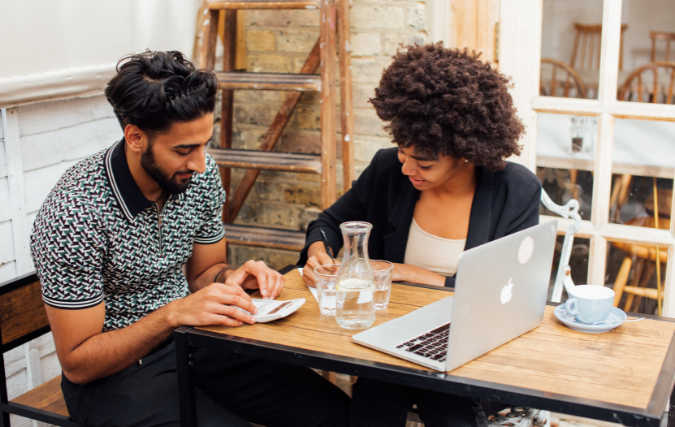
[298,147,542,288]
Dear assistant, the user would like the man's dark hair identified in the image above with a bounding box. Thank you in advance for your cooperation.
[105,50,218,136]
[369,43,524,171]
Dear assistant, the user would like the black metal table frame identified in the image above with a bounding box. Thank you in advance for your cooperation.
[175,266,675,427]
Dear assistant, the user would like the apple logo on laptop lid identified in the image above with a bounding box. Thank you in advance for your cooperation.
[518,236,534,265]
[501,278,514,304]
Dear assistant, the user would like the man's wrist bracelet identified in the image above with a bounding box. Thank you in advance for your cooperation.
[214,267,234,284]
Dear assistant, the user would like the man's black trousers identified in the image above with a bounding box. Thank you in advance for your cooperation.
[61,339,351,426]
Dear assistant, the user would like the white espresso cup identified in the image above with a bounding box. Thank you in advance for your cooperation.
[565,285,615,324]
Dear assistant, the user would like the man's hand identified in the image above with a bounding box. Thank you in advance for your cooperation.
[222,260,284,299]
[167,282,258,327]
[303,250,340,287]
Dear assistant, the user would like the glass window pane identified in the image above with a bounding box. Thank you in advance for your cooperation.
[540,0,604,100]
[537,113,596,221]
[618,1,675,103]
[609,118,675,225]
[606,240,668,315]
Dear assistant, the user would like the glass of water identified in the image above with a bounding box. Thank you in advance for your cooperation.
[314,264,339,316]
[371,260,394,310]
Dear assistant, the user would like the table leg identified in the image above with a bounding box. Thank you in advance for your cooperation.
[667,384,675,427]
[0,352,10,427]
[175,328,199,427]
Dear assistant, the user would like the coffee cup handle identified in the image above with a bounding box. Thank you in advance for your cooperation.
[565,298,578,316]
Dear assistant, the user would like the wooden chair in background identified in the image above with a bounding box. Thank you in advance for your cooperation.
[569,23,627,98]
[540,58,587,98]
[650,31,675,62]
[618,61,675,104]
[570,23,628,72]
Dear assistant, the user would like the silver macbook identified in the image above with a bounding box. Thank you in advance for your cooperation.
[352,220,558,372]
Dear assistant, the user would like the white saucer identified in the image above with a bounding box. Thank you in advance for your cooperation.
[554,305,627,333]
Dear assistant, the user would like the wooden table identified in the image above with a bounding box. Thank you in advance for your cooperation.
[174,267,675,427]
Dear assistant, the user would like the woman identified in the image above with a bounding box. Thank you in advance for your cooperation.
[299,43,541,427]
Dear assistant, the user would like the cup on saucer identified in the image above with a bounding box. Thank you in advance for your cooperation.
[565,285,615,324]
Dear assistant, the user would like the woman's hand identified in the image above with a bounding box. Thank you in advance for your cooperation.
[391,263,446,287]
[391,263,408,282]
[303,251,340,287]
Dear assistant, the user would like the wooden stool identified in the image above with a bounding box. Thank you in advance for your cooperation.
[611,216,670,312]
[645,188,673,219]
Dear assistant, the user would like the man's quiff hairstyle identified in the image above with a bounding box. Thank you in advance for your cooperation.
[105,50,218,136]
[369,43,524,171]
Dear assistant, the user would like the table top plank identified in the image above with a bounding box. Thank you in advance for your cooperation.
[199,269,675,412]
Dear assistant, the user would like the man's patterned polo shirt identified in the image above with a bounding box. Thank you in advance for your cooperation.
[30,139,226,332]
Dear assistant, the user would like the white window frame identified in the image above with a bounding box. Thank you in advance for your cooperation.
[499,0,675,315]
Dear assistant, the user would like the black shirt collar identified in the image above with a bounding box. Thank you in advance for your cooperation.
[104,139,154,221]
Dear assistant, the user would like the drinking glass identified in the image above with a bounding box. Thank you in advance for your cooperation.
[371,260,394,310]
[314,264,339,316]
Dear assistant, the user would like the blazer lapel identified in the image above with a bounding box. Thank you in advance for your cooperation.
[466,166,493,250]
[384,181,418,263]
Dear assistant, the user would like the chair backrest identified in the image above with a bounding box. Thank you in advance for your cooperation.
[0,274,75,426]
[540,57,587,98]
[0,273,49,352]
[650,31,675,62]
[570,23,628,71]
[618,61,675,104]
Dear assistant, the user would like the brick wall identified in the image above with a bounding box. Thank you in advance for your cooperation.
[216,2,429,269]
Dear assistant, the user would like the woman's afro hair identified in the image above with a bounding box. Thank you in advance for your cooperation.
[369,43,524,171]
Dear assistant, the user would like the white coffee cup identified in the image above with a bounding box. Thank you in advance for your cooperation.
[565,285,615,324]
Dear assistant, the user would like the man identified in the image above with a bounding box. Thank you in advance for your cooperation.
[30,50,350,427]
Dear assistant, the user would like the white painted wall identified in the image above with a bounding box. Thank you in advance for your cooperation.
[1,95,119,426]
[0,115,15,282]
[0,0,202,108]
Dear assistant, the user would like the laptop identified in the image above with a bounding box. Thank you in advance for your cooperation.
[352,220,558,372]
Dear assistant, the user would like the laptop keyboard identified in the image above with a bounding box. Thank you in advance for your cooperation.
[395,323,451,362]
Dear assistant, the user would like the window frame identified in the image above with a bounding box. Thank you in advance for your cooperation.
[499,0,675,314]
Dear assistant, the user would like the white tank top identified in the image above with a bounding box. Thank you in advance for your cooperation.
[403,218,466,277]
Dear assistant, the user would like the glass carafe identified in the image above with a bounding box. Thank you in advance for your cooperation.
[336,222,376,330]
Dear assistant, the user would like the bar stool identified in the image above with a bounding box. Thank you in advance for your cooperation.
[611,216,670,313]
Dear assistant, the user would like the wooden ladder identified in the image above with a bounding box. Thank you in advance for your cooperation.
[198,0,354,253]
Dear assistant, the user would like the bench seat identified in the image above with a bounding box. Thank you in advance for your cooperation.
[11,375,69,417]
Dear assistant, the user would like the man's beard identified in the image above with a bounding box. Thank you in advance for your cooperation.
[140,145,193,195]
